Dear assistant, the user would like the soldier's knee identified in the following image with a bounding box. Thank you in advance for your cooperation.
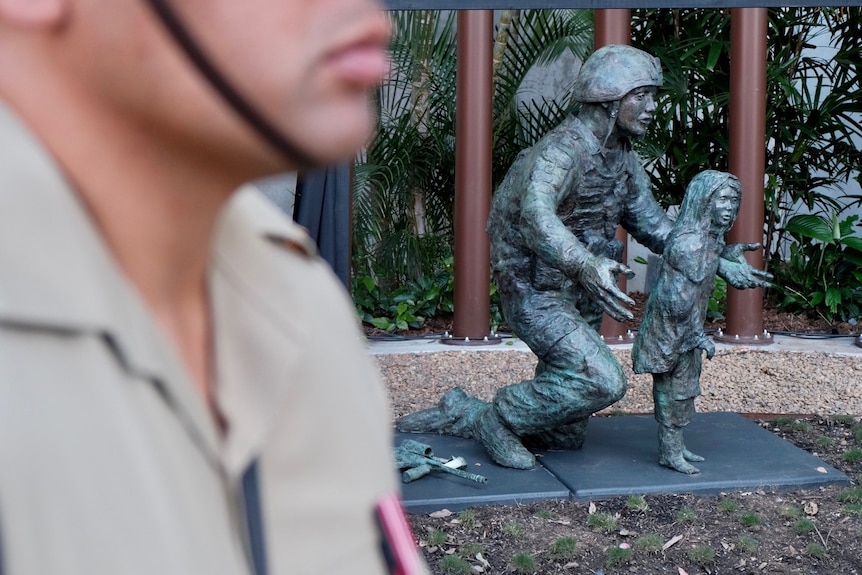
[603,372,627,404]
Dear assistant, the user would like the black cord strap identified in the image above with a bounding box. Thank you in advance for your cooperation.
[142,0,318,168]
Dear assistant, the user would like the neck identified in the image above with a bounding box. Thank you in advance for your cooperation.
[6,87,251,406]
[579,104,625,150]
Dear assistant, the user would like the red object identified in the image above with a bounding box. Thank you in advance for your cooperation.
[375,493,424,575]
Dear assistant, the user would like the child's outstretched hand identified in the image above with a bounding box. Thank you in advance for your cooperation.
[697,334,715,360]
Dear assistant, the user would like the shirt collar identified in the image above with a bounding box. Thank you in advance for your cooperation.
[0,101,317,475]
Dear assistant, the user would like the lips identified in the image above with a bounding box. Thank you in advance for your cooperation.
[327,42,390,87]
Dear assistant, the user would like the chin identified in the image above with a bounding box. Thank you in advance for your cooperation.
[304,114,375,162]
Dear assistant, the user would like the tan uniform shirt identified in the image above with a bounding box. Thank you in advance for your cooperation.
[0,102,405,575]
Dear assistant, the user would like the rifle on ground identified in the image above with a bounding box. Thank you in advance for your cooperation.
[394,439,487,484]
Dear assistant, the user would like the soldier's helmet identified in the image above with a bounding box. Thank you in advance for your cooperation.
[572,44,663,103]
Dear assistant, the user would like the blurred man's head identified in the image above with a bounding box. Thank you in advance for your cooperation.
[0,0,390,178]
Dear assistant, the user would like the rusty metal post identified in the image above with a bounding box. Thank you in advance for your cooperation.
[444,10,499,346]
[595,10,635,345]
[717,8,772,345]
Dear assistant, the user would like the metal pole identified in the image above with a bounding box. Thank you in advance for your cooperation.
[445,10,499,346]
[718,8,772,345]
[595,9,635,345]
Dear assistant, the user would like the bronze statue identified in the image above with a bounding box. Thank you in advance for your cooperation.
[397,46,772,469]
[633,171,759,474]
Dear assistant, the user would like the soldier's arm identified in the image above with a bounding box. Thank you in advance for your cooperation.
[518,141,593,278]
[621,156,674,255]
[519,139,635,321]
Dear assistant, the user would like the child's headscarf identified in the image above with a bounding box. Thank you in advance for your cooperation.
[671,170,741,240]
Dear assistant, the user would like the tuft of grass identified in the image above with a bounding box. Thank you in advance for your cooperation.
[718,498,739,513]
[549,536,577,560]
[736,535,759,553]
[587,512,618,533]
[837,487,862,504]
[740,512,762,528]
[832,415,856,426]
[634,534,664,554]
[843,503,862,516]
[687,545,716,566]
[676,506,698,523]
[533,509,558,520]
[853,425,862,444]
[439,554,471,575]
[771,416,795,427]
[778,504,802,518]
[427,528,448,546]
[842,447,862,463]
[789,420,814,433]
[458,543,484,559]
[805,542,827,558]
[605,546,633,567]
[815,435,835,448]
[794,518,816,534]
[626,494,649,513]
[456,509,477,529]
[511,552,536,574]
[502,521,525,538]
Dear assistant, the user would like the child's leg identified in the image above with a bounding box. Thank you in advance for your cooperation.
[654,383,701,474]
[675,397,704,463]
[653,357,702,474]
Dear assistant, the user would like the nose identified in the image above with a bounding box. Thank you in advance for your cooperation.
[645,94,656,112]
[644,93,656,113]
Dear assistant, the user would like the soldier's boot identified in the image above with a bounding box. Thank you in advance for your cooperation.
[522,418,589,451]
[473,405,536,469]
[395,387,487,438]
[658,425,700,475]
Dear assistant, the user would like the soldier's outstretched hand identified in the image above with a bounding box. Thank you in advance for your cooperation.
[718,243,773,290]
[577,255,635,322]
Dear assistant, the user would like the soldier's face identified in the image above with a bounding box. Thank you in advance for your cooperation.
[615,86,657,139]
[710,187,740,232]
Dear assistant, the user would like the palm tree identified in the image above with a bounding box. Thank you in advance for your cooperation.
[353,9,593,289]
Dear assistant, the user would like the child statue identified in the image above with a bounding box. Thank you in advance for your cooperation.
[632,170,754,474]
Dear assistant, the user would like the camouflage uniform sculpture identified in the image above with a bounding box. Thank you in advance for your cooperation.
[397,45,771,469]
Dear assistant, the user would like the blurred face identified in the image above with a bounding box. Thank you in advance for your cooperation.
[710,187,740,232]
[162,0,390,167]
[615,86,657,139]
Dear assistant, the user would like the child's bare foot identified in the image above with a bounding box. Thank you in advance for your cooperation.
[683,448,705,463]
[658,426,701,474]
[660,453,700,474]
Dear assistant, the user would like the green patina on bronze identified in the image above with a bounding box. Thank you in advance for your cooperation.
[397,46,772,470]
[633,171,769,474]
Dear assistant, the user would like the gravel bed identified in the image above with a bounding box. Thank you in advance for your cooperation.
[376,346,862,420]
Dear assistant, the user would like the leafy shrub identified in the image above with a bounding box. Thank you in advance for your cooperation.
[772,213,862,323]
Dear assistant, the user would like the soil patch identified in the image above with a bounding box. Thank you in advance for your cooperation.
[409,416,862,574]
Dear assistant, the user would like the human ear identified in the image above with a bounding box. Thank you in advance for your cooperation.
[0,0,69,31]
